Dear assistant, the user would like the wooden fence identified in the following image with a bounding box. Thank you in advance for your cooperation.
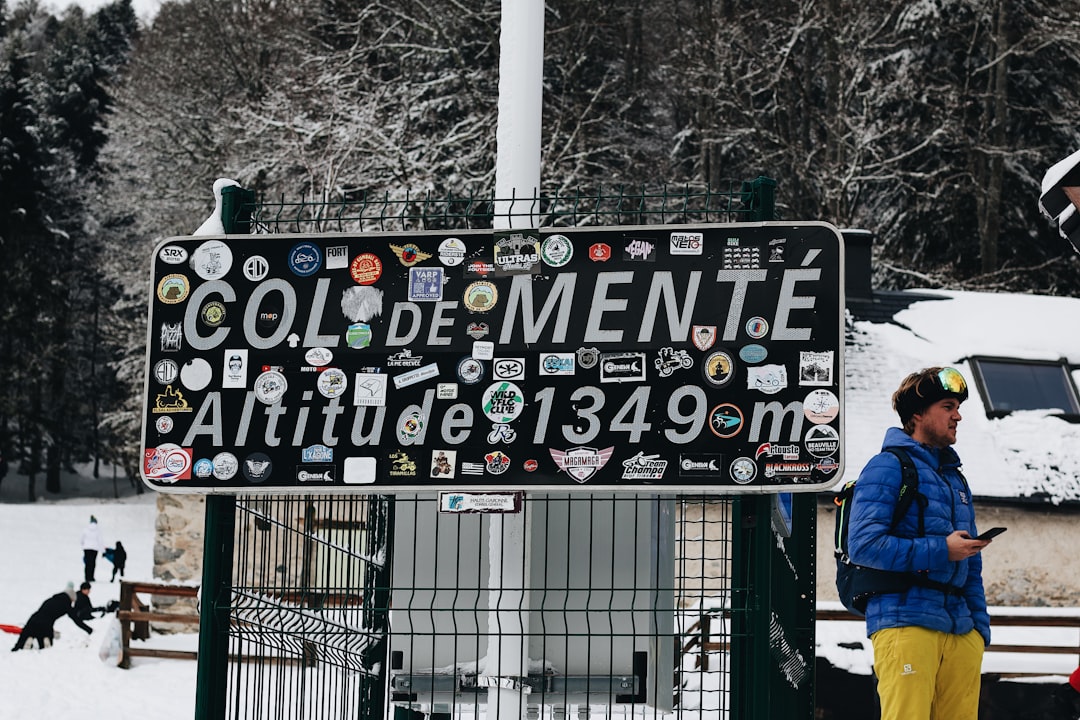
[117,580,200,669]
[681,608,1080,678]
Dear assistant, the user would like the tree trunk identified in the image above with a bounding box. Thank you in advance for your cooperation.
[979,0,1008,274]
[46,443,61,494]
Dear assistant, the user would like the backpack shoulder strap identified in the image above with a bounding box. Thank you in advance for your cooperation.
[882,446,925,536]
[833,479,857,555]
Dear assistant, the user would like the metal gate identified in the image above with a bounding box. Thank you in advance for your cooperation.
[193,179,817,720]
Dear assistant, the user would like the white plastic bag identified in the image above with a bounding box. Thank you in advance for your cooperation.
[97,617,123,666]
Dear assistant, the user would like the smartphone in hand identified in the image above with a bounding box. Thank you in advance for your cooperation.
[975,527,1006,541]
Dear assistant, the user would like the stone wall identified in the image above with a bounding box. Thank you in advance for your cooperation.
[152,493,205,618]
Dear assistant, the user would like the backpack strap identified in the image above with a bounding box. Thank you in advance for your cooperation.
[882,447,925,536]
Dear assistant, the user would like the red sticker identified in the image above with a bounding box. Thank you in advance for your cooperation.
[589,243,611,262]
[350,253,383,285]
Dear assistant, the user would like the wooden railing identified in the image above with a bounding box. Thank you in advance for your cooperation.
[679,608,1080,678]
[117,581,200,669]
[816,607,1080,676]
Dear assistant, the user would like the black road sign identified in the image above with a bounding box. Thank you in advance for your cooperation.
[141,223,844,494]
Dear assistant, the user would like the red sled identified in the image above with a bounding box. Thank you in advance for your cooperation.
[0,623,22,635]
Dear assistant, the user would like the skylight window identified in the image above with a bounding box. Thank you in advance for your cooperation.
[968,356,1080,419]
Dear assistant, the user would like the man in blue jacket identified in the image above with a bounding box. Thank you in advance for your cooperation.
[847,366,992,720]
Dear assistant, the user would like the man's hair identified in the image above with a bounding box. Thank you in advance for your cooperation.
[891,366,966,432]
[79,582,91,591]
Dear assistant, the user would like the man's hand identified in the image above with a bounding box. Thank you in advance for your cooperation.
[947,531,989,561]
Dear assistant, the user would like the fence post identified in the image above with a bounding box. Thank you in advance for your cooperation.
[747,176,777,222]
[220,184,256,233]
[729,179,816,719]
[195,495,236,720]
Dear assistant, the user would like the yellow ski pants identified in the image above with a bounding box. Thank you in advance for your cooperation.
[871,626,984,720]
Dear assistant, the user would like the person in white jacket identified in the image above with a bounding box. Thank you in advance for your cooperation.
[80,516,105,583]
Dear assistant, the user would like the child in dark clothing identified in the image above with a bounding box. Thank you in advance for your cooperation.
[105,541,127,582]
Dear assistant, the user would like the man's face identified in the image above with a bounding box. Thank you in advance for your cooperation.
[911,398,962,448]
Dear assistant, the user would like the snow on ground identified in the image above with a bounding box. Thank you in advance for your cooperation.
[0,471,197,720]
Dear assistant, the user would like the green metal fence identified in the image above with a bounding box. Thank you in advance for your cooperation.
[196,178,815,720]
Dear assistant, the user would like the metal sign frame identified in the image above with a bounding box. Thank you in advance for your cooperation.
[141,222,844,494]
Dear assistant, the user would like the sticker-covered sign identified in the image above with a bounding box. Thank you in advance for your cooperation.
[141,223,844,494]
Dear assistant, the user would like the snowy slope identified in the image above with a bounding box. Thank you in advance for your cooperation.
[0,485,197,720]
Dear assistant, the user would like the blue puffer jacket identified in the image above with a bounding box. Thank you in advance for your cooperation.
[847,427,990,646]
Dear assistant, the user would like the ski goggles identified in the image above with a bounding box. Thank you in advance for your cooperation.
[897,367,969,423]
[925,367,968,400]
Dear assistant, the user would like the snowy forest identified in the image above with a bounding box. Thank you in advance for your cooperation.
[1,0,1079,499]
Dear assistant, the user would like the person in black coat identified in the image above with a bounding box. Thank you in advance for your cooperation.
[72,582,105,621]
[106,541,127,583]
[11,585,93,651]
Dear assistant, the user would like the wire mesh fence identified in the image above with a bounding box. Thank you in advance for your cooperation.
[235,180,776,235]
[227,495,391,719]
[224,494,735,720]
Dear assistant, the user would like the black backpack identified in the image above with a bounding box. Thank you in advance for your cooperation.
[834,447,938,615]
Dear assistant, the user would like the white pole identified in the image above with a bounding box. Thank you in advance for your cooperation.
[489,1,543,719]
[494,0,544,229]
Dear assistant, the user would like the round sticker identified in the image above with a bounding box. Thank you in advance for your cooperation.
[482,381,524,423]
[804,389,840,424]
[200,301,226,327]
[305,347,334,367]
[289,242,323,277]
[350,253,383,284]
[180,358,213,391]
[243,255,269,281]
[254,370,288,404]
[162,446,190,474]
[317,368,348,399]
[804,424,840,457]
[190,240,233,280]
[709,403,744,438]
[156,274,189,304]
[242,452,273,483]
[399,412,425,441]
[703,350,736,387]
[153,359,179,385]
[212,452,239,480]
[193,458,214,478]
[730,457,757,484]
[745,316,769,339]
[457,356,486,385]
[438,237,467,266]
[464,281,498,312]
[155,416,174,434]
[541,234,573,267]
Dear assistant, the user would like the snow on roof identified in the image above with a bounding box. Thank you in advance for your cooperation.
[842,289,1080,504]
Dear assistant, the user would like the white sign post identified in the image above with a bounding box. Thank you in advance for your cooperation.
[490,1,544,718]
